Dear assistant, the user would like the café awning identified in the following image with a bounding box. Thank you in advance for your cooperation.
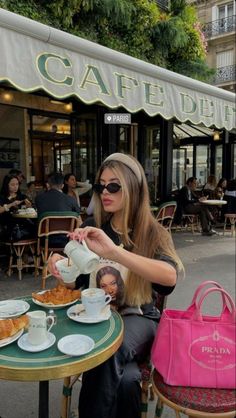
[0,8,235,131]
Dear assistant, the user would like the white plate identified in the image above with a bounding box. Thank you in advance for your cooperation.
[32,291,79,310]
[17,331,56,352]
[0,329,24,348]
[57,334,95,356]
[67,304,111,324]
[0,300,30,318]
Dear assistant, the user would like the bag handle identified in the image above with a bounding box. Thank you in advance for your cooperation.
[186,281,228,317]
[194,287,236,322]
[191,281,224,304]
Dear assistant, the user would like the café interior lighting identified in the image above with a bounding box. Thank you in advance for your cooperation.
[64,103,72,112]
[213,131,220,141]
[2,91,13,102]
[50,99,65,105]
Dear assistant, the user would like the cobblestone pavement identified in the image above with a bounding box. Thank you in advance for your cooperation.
[0,230,235,418]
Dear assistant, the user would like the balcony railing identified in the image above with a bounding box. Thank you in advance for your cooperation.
[156,0,169,10]
[213,65,236,84]
[203,15,236,38]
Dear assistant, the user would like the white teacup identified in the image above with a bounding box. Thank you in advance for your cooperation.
[81,288,112,317]
[56,258,80,283]
[64,240,99,274]
[27,310,55,345]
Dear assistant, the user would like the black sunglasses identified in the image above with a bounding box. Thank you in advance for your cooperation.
[93,182,121,194]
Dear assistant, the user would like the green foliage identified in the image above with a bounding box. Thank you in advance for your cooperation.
[0,0,213,82]
[172,58,215,82]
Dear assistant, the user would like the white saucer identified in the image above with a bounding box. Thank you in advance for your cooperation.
[0,300,30,318]
[57,334,95,356]
[67,304,111,324]
[17,332,56,352]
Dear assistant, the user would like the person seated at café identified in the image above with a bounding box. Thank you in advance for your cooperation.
[48,152,184,418]
[35,172,80,216]
[8,168,26,192]
[215,177,227,200]
[35,172,80,247]
[0,174,33,241]
[26,181,37,205]
[178,177,215,236]
[202,174,217,199]
[63,173,92,207]
[224,178,236,214]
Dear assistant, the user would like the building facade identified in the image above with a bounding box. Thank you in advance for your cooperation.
[189,0,236,92]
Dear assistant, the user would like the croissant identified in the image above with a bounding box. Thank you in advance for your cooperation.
[32,285,81,305]
[0,314,29,340]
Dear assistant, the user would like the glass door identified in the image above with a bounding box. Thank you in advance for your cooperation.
[195,145,209,187]
[29,113,72,185]
[172,148,187,190]
[117,124,138,157]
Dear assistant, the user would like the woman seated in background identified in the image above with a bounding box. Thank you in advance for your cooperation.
[0,174,34,240]
[26,181,37,205]
[63,173,92,207]
[215,177,227,200]
[202,174,217,198]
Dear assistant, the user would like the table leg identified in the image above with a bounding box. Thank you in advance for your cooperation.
[39,380,49,418]
[61,376,70,418]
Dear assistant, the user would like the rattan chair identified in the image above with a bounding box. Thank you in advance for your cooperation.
[151,369,236,418]
[5,238,37,280]
[36,212,82,288]
[156,201,177,233]
[223,213,236,237]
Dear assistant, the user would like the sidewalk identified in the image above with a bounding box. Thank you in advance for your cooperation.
[0,230,235,418]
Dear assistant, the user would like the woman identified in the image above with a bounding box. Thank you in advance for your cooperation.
[63,173,92,207]
[215,177,227,199]
[203,174,217,198]
[0,174,33,240]
[48,153,183,418]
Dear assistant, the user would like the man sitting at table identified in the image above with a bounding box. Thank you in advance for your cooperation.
[178,177,215,236]
[35,172,80,247]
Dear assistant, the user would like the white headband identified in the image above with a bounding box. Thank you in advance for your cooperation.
[104,153,142,185]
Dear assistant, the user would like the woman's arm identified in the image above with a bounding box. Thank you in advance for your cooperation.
[69,227,177,287]
[76,181,92,196]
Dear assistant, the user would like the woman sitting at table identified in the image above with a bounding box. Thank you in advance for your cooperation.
[48,153,184,418]
[0,174,34,241]
[63,173,92,207]
[202,174,217,198]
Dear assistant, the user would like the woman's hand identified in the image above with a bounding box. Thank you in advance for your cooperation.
[69,227,117,260]
[199,195,208,202]
[47,253,66,282]
[24,198,32,208]
[10,200,22,208]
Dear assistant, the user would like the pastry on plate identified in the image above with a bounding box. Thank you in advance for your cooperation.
[0,314,29,339]
[32,285,81,305]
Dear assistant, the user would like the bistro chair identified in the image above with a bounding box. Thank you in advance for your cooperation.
[5,237,37,281]
[155,201,177,233]
[181,214,201,234]
[151,368,236,418]
[223,213,236,237]
[36,212,82,289]
[61,293,167,418]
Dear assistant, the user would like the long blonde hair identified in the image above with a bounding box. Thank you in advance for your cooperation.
[93,155,184,306]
